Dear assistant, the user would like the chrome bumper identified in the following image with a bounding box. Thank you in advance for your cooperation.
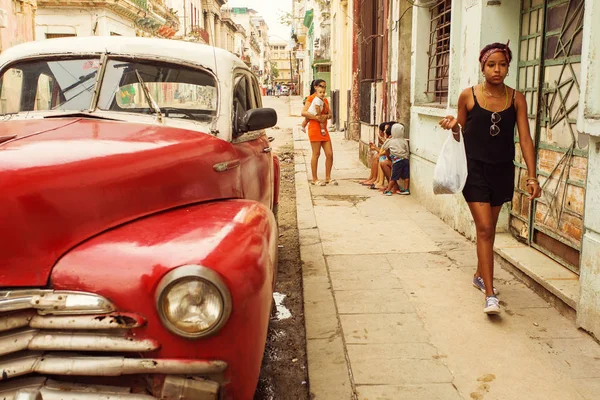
[0,290,226,399]
[0,376,220,400]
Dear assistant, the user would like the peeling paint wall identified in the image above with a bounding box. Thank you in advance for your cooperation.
[0,0,36,52]
[577,0,600,341]
[35,9,136,38]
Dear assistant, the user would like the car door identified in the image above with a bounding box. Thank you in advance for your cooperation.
[232,71,273,210]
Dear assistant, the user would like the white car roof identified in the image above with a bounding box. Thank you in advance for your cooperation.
[0,37,258,142]
[0,36,249,76]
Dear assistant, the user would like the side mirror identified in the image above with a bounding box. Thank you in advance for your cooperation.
[239,108,278,133]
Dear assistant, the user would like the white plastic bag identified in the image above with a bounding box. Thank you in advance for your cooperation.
[433,129,468,194]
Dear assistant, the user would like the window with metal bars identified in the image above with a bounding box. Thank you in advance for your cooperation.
[426,0,451,104]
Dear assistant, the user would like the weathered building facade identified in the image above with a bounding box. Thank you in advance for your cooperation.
[0,0,37,52]
[330,0,353,133]
[344,0,411,157]
[269,40,292,87]
[167,0,205,41]
[225,7,261,72]
[36,0,178,39]
[293,0,332,99]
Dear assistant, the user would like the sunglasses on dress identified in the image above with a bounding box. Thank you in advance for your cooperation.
[490,112,501,136]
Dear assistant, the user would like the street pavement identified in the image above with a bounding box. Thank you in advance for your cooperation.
[285,96,600,400]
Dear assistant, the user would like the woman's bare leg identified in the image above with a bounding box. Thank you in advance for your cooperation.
[379,160,392,191]
[310,141,322,182]
[322,141,334,181]
[381,159,392,180]
[374,163,385,188]
[474,205,502,281]
[467,202,498,297]
[362,153,378,183]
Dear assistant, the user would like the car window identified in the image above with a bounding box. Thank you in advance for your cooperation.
[0,58,100,114]
[249,76,262,109]
[233,74,258,136]
[34,73,58,111]
[98,59,217,121]
[0,68,23,114]
[233,75,248,115]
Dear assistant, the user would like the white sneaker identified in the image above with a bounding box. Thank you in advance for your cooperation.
[484,296,501,315]
[300,126,306,133]
[473,276,499,295]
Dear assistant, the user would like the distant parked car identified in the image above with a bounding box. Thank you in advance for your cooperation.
[280,85,289,95]
[0,37,280,400]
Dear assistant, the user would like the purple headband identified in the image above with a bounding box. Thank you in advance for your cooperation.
[481,40,511,70]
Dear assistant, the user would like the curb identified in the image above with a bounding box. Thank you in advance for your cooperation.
[293,138,355,399]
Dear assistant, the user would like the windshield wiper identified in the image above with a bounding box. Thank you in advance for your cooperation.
[134,69,163,123]
[44,112,117,121]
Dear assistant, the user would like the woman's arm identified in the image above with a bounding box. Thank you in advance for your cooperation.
[515,90,542,200]
[439,88,469,141]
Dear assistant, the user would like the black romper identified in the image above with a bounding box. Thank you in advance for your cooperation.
[462,86,517,206]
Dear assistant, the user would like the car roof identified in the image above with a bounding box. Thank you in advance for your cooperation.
[0,36,249,76]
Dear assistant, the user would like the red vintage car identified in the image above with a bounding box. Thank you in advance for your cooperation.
[0,37,280,399]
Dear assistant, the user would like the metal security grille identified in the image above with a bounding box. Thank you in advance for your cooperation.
[511,0,587,273]
[45,33,76,39]
[426,0,451,104]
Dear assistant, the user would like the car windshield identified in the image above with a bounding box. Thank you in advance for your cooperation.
[97,59,218,121]
[0,58,100,114]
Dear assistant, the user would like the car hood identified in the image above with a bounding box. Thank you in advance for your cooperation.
[0,118,241,287]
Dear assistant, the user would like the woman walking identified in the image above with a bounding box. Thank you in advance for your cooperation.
[301,79,336,186]
[439,42,541,315]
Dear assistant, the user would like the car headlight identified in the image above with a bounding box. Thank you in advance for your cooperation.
[155,265,232,338]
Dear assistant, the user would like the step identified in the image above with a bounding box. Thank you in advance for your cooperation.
[494,233,580,320]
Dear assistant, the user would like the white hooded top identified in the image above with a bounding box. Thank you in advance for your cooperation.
[381,123,409,159]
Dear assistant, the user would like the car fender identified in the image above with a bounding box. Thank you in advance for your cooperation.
[50,199,278,399]
[272,154,281,216]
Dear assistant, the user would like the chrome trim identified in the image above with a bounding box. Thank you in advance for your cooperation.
[232,130,265,144]
[0,352,228,379]
[89,52,108,112]
[0,311,144,333]
[155,265,233,339]
[0,329,159,356]
[29,313,145,330]
[213,159,240,172]
[0,376,221,400]
[0,291,115,315]
[0,377,156,399]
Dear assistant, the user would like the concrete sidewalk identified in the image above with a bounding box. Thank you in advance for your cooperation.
[293,119,600,399]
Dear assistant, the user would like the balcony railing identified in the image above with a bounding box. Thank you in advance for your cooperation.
[131,0,147,9]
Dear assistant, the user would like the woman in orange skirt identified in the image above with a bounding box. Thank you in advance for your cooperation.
[301,79,336,186]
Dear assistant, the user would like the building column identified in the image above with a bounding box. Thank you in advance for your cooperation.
[207,12,215,46]
[214,16,221,48]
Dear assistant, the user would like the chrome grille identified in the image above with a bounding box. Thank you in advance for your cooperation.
[0,290,226,399]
